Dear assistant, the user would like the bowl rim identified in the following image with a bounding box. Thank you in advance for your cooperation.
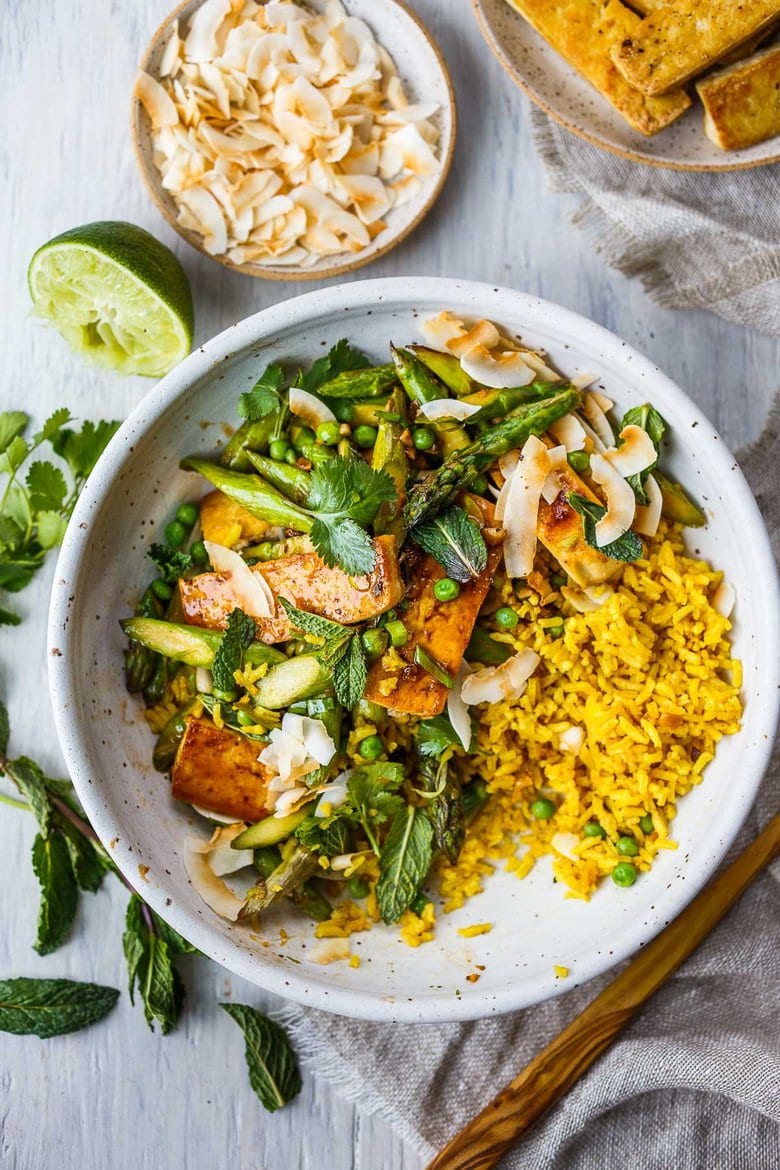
[48,276,780,1022]
[130,0,457,281]
[471,0,780,174]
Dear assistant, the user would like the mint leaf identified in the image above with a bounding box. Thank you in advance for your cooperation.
[279,597,350,643]
[299,339,367,395]
[31,831,78,955]
[238,363,285,421]
[58,818,109,893]
[567,493,643,563]
[416,714,462,758]
[148,542,194,583]
[295,815,349,856]
[5,756,53,834]
[375,806,434,924]
[332,634,367,708]
[621,404,666,505]
[212,607,256,692]
[412,505,487,583]
[123,895,184,1034]
[0,698,9,756]
[0,412,29,456]
[0,606,21,626]
[0,977,119,1038]
[220,1002,302,1113]
[26,462,67,513]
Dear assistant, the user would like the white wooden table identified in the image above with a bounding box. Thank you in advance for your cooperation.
[1,2,777,1167]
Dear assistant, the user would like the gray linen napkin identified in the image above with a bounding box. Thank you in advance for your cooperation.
[528,110,780,340]
[276,400,780,1169]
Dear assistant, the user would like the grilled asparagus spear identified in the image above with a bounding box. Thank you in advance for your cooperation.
[239,847,320,919]
[391,345,470,457]
[179,458,313,532]
[371,385,410,541]
[403,385,581,529]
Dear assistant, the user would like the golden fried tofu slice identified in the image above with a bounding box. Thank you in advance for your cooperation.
[696,43,780,150]
[179,536,404,643]
[172,716,271,821]
[200,490,271,547]
[611,1,780,95]
[365,498,502,718]
[506,0,691,135]
[537,462,623,588]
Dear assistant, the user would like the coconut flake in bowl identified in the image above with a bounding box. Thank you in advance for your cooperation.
[132,0,455,279]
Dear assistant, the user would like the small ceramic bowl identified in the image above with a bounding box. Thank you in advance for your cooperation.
[473,0,780,172]
[48,278,779,1023]
[131,0,456,280]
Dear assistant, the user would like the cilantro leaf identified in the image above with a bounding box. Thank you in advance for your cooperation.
[34,408,73,445]
[295,815,349,856]
[0,435,30,476]
[375,806,434,924]
[306,459,396,575]
[220,1002,302,1114]
[31,831,78,955]
[416,714,463,758]
[0,554,43,592]
[0,412,28,456]
[279,597,350,643]
[299,339,368,395]
[51,419,120,481]
[148,542,194,583]
[238,363,285,421]
[36,511,68,550]
[346,763,406,851]
[310,516,376,576]
[567,493,643,562]
[26,461,67,513]
[212,608,256,692]
[333,635,367,708]
[412,506,487,582]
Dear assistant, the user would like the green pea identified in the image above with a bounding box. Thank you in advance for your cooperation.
[567,451,590,474]
[530,798,556,820]
[164,519,187,548]
[385,620,408,647]
[612,861,637,887]
[548,622,565,640]
[361,628,388,661]
[353,424,378,449]
[190,539,209,566]
[347,876,370,899]
[358,734,384,761]
[316,421,341,446]
[269,439,291,461]
[550,572,567,590]
[412,426,435,451]
[284,449,298,465]
[617,836,639,857]
[494,606,518,630]
[433,578,460,603]
[583,821,607,838]
[471,475,489,495]
[176,502,199,529]
[151,579,173,602]
[411,893,432,916]
[639,814,654,834]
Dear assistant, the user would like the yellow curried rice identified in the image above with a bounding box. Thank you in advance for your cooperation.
[436,522,742,909]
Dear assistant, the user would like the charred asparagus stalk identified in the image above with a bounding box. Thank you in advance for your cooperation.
[391,345,470,457]
[403,385,581,529]
[244,450,313,507]
[409,345,476,396]
[239,847,320,919]
[317,364,396,399]
[371,385,410,541]
[179,458,313,532]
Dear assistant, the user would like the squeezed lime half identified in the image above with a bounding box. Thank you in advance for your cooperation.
[28,221,194,377]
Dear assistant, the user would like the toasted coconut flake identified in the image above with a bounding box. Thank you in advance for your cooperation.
[134,72,179,128]
[289,385,337,427]
[420,311,466,351]
[571,372,598,391]
[183,0,232,62]
[712,581,736,619]
[203,540,275,617]
[559,726,585,755]
[590,389,614,412]
[551,831,579,858]
[446,320,501,358]
[461,345,535,390]
[195,667,213,694]
[160,21,182,77]
[273,786,318,818]
[541,445,568,504]
[589,454,636,547]
[582,394,615,450]
[184,835,245,920]
[315,770,352,818]
[604,425,657,478]
[201,823,251,876]
[501,435,550,577]
[417,398,481,422]
[633,474,662,538]
[460,649,539,706]
[179,187,228,255]
[549,414,586,453]
[310,937,351,964]
[512,348,559,383]
[561,585,600,613]
[447,663,473,751]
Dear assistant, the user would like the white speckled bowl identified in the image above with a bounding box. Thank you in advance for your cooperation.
[48,278,779,1022]
[132,0,456,280]
[473,0,780,172]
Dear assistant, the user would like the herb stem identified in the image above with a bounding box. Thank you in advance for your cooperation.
[0,789,30,811]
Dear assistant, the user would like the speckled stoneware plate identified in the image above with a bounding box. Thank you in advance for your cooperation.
[473,0,780,172]
[48,278,779,1023]
[131,0,455,280]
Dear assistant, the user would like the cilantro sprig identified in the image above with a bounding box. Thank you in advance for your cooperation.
[307,459,397,576]
[0,409,119,623]
[238,363,285,422]
[298,339,367,395]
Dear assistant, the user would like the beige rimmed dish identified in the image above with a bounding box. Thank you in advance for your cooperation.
[472,0,780,172]
[131,0,456,280]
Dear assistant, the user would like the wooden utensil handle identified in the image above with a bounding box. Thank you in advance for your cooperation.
[427,814,780,1170]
